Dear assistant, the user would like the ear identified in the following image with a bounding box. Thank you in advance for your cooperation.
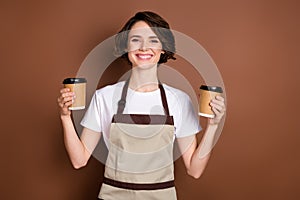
[161,50,165,54]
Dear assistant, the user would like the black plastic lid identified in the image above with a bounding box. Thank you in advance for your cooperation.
[200,85,223,93]
[63,78,87,84]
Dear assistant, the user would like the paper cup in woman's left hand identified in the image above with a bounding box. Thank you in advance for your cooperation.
[198,85,223,118]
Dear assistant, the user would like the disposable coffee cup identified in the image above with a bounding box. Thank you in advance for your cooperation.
[199,85,223,118]
[63,78,87,110]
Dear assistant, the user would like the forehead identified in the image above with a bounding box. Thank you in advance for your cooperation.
[128,21,158,37]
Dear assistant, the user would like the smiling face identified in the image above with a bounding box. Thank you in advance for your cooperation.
[127,21,165,68]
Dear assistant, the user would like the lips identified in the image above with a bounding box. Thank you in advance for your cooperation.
[135,54,153,60]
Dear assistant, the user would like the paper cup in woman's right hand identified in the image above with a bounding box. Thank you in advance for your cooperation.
[63,78,87,110]
[198,85,223,118]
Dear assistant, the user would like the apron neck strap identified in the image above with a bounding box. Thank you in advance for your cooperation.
[117,79,170,116]
[158,83,170,116]
[117,79,129,114]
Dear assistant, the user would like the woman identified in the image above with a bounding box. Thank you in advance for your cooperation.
[58,11,226,200]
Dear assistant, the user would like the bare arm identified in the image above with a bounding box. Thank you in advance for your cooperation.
[58,88,101,169]
[177,124,218,179]
[178,95,226,179]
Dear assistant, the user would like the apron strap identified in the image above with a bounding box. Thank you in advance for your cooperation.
[103,177,175,190]
[117,79,129,114]
[117,79,170,116]
[159,82,170,116]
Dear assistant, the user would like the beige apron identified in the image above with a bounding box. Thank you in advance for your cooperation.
[99,80,177,200]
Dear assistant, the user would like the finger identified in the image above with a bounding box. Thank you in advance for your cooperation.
[211,106,221,116]
[210,108,220,124]
[58,96,66,107]
[58,95,73,104]
[64,101,73,108]
[58,102,64,108]
[57,96,62,103]
[60,88,70,93]
[59,100,73,109]
[61,92,75,98]
[62,96,74,103]
[210,102,225,113]
[215,95,225,102]
[211,98,225,108]
[58,93,74,106]
[212,107,224,120]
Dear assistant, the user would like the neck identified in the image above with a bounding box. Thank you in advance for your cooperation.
[129,64,159,92]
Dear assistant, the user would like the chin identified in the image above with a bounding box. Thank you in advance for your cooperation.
[133,63,157,69]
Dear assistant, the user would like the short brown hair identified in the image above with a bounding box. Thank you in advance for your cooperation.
[115,11,176,65]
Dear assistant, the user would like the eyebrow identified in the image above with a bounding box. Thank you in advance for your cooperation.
[129,35,159,39]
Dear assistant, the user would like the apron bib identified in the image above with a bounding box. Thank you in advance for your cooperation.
[99,80,177,200]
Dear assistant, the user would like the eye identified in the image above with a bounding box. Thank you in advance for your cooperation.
[131,38,140,42]
[150,39,159,43]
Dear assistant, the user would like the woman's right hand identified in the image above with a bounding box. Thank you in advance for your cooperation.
[57,88,75,117]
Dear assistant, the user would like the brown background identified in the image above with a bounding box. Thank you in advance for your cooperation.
[1,0,299,199]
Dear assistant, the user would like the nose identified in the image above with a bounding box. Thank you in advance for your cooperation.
[139,41,148,51]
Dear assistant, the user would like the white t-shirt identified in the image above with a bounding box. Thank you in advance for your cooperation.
[81,81,201,145]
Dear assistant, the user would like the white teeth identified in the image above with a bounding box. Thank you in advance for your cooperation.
[137,54,152,59]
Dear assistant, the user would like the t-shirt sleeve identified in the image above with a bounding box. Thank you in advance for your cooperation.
[174,93,202,138]
[80,92,102,133]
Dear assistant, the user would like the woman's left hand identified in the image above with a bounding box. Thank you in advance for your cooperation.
[209,95,226,125]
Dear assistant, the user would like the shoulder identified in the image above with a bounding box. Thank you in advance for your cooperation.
[163,84,191,102]
[94,81,125,97]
